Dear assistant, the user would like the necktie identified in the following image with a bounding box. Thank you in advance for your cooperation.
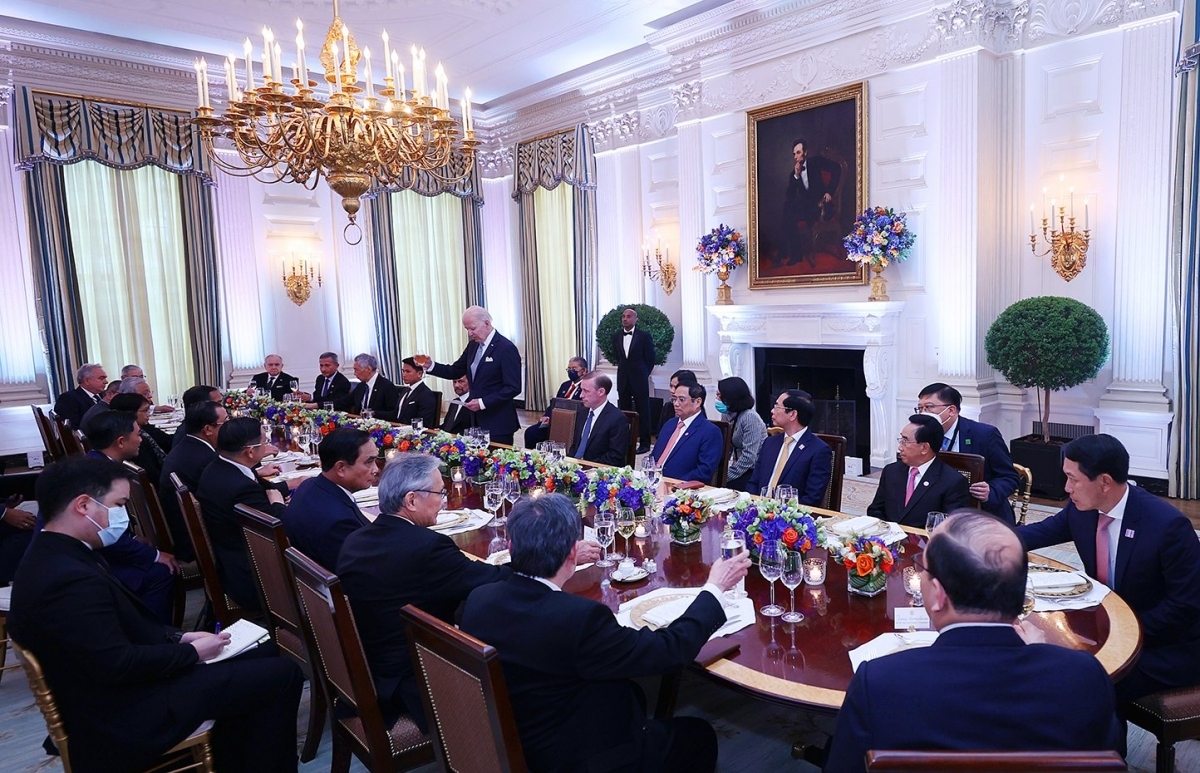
[398,386,411,414]
[1095,514,1114,585]
[941,436,951,451]
[565,383,578,400]
[268,376,276,389]
[92,393,100,404]
[321,378,329,398]
[656,420,687,467]
[575,411,596,458]
[470,344,486,380]
[361,385,371,413]
[767,436,795,493]
[904,467,920,506]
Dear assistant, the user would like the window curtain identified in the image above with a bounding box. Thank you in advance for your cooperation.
[1170,0,1200,498]
[367,195,403,380]
[512,124,598,409]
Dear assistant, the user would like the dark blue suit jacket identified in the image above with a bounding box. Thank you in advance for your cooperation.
[867,458,972,528]
[827,626,1122,772]
[429,332,522,436]
[953,416,1020,521]
[312,372,352,405]
[651,414,722,485]
[1018,485,1200,688]
[284,474,370,573]
[746,430,832,505]
[53,386,101,428]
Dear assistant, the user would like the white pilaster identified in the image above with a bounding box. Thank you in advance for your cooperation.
[677,120,707,371]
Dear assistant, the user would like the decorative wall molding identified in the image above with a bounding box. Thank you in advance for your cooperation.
[1026,0,1176,41]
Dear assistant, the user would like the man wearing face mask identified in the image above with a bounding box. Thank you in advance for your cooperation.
[9,457,303,773]
[524,357,588,448]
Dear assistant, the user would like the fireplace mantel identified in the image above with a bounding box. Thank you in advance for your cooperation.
[707,302,906,470]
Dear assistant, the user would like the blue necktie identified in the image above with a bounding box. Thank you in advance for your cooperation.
[576,411,595,458]
[470,344,486,380]
[941,437,951,451]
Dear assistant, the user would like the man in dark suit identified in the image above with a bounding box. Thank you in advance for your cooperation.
[53,362,108,428]
[160,400,226,562]
[524,356,587,448]
[462,494,750,773]
[284,428,375,572]
[440,374,475,435]
[416,306,522,445]
[747,389,832,503]
[918,383,1020,523]
[9,457,302,773]
[1018,434,1200,703]
[196,417,288,616]
[652,382,723,485]
[172,385,223,447]
[341,353,401,420]
[611,308,656,453]
[304,351,352,408]
[570,372,630,467]
[395,357,439,428]
[782,138,841,266]
[0,496,36,586]
[337,453,510,732]
[827,512,1122,772]
[867,414,971,528]
[250,354,299,402]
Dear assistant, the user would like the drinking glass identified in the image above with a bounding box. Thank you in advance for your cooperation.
[615,506,636,560]
[488,526,508,561]
[925,511,946,533]
[503,476,520,518]
[323,402,335,412]
[551,441,567,461]
[361,408,375,420]
[759,540,785,617]
[411,418,424,434]
[594,511,616,568]
[535,441,551,455]
[803,553,828,586]
[721,531,748,601]
[775,485,797,504]
[781,548,805,623]
[479,429,491,447]
[1020,577,1036,620]
[760,486,775,499]
[484,482,505,525]
[289,379,299,393]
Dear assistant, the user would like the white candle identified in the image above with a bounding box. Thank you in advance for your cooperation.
[194,59,204,107]
[1069,186,1074,217]
[262,27,274,84]
[244,38,255,91]
[435,63,446,109]
[274,42,283,85]
[464,87,473,131]
[363,47,373,99]
[341,24,351,79]
[224,57,235,100]
[201,59,211,108]
[1029,204,1034,233]
[411,45,420,97]
[331,42,340,93]
[1084,198,1089,229]
[394,57,405,101]
[382,30,392,82]
[296,32,307,87]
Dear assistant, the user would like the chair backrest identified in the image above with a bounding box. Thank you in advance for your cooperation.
[621,410,639,466]
[234,505,307,651]
[712,420,733,487]
[548,407,578,449]
[430,391,443,427]
[936,451,986,509]
[767,426,785,436]
[121,461,164,549]
[122,461,178,554]
[814,433,847,511]
[1011,463,1033,526]
[13,642,76,772]
[864,749,1127,771]
[170,472,241,628]
[31,406,63,463]
[401,604,528,773]
[57,420,85,457]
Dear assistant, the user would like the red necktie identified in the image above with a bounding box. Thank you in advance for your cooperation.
[904,467,919,506]
[1095,514,1114,585]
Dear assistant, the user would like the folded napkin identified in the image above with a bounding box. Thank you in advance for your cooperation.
[848,630,939,672]
[436,509,494,536]
[829,515,884,537]
[615,587,753,640]
[1029,571,1088,591]
[351,487,379,504]
[1033,578,1110,613]
[697,487,743,504]
[642,596,696,628]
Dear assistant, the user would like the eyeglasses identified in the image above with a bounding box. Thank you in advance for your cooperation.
[912,553,935,579]
[914,403,950,414]
[897,436,918,446]
[414,489,448,506]
[670,396,695,404]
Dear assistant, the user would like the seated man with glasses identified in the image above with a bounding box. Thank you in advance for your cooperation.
[827,512,1122,771]
[867,414,971,528]
[651,382,723,487]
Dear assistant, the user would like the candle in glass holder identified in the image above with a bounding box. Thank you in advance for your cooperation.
[904,565,921,595]
[803,555,827,585]
[450,466,465,483]
[385,448,399,460]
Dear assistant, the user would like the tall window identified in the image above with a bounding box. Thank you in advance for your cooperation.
[63,163,195,398]
[532,185,578,395]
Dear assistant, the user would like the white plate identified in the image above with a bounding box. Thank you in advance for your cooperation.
[610,567,649,583]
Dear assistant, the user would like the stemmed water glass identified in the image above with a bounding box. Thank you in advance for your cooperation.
[925,511,946,533]
[775,485,797,505]
[640,455,662,516]
[503,475,520,517]
[721,529,748,601]
[615,506,636,561]
[484,482,505,525]
[781,547,805,623]
[488,524,508,561]
[289,379,300,395]
[759,539,785,617]
[594,510,616,568]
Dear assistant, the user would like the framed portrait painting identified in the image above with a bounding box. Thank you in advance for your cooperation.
[747,82,867,289]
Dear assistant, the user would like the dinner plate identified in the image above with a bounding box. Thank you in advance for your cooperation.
[429,511,470,531]
[1028,563,1094,598]
[704,489,740,507]
[610,567,649,583]
[629,592,695,630]
[485,549,510,565]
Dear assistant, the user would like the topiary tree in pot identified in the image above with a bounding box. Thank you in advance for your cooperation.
[596,304,675,367]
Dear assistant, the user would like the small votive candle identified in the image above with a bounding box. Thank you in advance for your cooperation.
[803,555,827,585]
[634,523,648,538]
[450,466,465,483]
[904,565,922,596]
[385,448,399,460]
[530,486,546,498]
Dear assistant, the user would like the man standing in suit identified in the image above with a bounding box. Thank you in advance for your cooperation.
[524,356,588,448]
[416,306,522,445]
[570,372,630,467]
[250,354,298,402]
[160,400,226,561]
[303,351,352,408]
[782,138,841,267]
[611,308,656,454]
[285,428,376,572]
[462,494,750,773]
[1018,434,1200,703]
[747,389,832,503]
[9,457,302,773]
[53,362,108,428]
[867,414,971,528]
[827,512,1122,771]
[918,383,1020,523]
[652,382,723,486]
[342,353,401,420]
[196,417,288,616]
[395,357,439,428]
[440,374,475,435]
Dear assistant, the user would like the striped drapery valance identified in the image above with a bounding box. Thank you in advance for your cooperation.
[512,125,597,199]
[13,87,212,184]
[365,150,484,204]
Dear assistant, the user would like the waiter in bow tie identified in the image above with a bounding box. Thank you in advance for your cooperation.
[609,308,656,454]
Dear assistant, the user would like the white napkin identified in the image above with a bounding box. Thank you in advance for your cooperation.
[829,515,883,537]
[1029,571,1088,590]
[437,509,494,536]
[848,630,939,672]
[615,587,754,640]
[0,585,11,612]
[642,596,696,628]
[1032,578,1111,612]
[352,486,379,504]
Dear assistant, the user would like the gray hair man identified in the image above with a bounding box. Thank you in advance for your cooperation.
[53,363,109,428]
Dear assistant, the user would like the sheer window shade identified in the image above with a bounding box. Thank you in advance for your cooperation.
[532,185,578,399]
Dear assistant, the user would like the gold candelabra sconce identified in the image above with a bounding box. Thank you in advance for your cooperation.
[642,238,676,295]
[1030,178,1091,282]
[282,255,323,306]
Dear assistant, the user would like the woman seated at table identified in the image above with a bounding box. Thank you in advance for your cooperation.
[717,377,767,491]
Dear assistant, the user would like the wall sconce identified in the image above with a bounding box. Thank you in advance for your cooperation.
[642,238,677,295]
[1029,177,1090,282]
[281,254,322,306]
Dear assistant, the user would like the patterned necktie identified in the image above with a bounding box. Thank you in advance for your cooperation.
[904,467,920,506]
[941,437,951,451]
[1095,514,1114,585]
[321,378,329,398]
[767,436,795,493]
[575,411,596,458]
[142,432,166,465]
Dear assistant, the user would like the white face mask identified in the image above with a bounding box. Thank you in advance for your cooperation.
[86,497,130,547]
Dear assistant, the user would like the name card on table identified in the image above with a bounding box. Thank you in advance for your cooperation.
[894,607,931,630]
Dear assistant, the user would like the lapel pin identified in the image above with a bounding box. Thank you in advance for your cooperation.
[1124,528,1135,539]
[922,481,929,487]
[799,444,805,451]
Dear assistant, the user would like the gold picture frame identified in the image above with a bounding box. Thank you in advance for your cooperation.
[747,82,868,290]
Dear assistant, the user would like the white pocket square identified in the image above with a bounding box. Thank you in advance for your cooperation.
[485,356,494,362]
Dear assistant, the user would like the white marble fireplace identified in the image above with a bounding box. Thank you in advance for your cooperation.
[707,302,905,471]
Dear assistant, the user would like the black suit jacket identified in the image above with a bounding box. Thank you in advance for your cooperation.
[827,626,1122,772]
[158,435,217,562]
[952,416,1020,521]
[54,386,102,428]
[195,458,288,614]
[312,371,352,406]
[284,474,370,573]
[610,328,655,396]
[337,516,509,731]
[746,430,832,505]
[571,403,630,467]
[784,154,842,225]
[441,398,474,435]
[867,458,971,528]
[396,381,438,427]
[344,374,401,420]
[250,371,299,402]
[461,576,726,773]
[428,332,522,436]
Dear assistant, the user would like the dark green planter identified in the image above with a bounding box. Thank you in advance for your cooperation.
[1010,435,1069,499]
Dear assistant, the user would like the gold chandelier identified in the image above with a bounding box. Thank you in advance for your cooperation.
[192,0,478,243]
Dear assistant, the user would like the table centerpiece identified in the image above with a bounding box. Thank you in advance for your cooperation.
[659,490,711,545]
[729,498,822,560]
[695,223,746,305]
[839,534,898,597]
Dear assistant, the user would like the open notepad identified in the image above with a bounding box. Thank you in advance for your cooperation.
[202,619,271,664]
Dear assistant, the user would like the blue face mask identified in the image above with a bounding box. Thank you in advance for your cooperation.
[714,400,729,414]
[86,497,130,547]
[567,369,581,382]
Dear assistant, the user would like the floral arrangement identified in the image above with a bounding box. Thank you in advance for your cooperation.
[548,460,590,498]
[659,491,711,529]
[352,419,407,451]
[222,390,275,417]
[839,535,898,577]
[264,402,310,426]
[586,466,656,511]
[310,410,344,436]
[731,498,822,555]
[843,206,915,268]
[461,447,495,478]
[489,448,549,490]
[425,432,470,466]
[694,224,747,274]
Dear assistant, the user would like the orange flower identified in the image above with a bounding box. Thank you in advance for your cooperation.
[399,439,411,451]
[383,433,394,446]
[680,504,692,514]
[545,478,555,491]
[856,553,876,576]
[798,537,812,552]
[881,552,895,572]
[782,527,798,547]
[844,557,857,570]
[753,532,764,545]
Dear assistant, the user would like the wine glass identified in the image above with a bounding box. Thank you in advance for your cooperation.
[759,540,785,617]
[615,506,636,561]
[781,548,805,623]
[479,429,491,447]
[760,486,775,499]
[594,510,616,568]
[488,525,508,561]
[504,475,521,513]
[1020,577,1036,620]
[411,418,424,434]
[925,511,946,533]
[289,379,299,395]
[775,485,797,505]
[721,530,748,601]
[484,482,505,525]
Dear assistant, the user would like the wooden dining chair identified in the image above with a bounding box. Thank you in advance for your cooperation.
[32,405,63,463]
[1011,463,1033,525]
[401,604,528,773]
[169,473,242,630]
[936,451,986,509]
[814,433,847,511]
[864,749,1127,771]
[1126,684,1200,773]
[285,547,433,773]
[621,410,639,465]
[14,640,217,773]
[234,505,326,762]
[712,420,733,487]
[57,420,86,457]
[547,408,579,449]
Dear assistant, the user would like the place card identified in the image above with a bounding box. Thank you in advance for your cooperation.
[894,607,931,630]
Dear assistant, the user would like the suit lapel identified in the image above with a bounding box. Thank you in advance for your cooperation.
[780,435,810,480]
[902,463,938,517]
